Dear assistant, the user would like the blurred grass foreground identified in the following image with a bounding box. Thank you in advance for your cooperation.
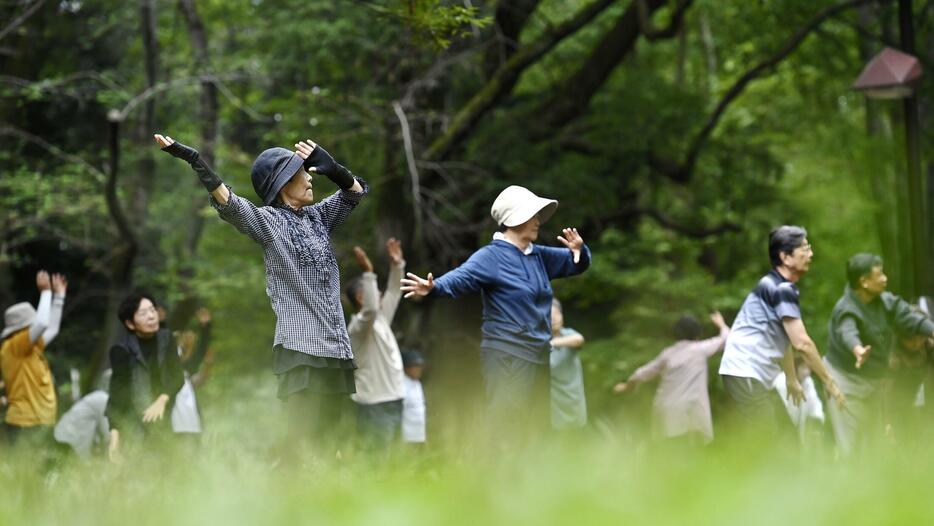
[2,370,933,526]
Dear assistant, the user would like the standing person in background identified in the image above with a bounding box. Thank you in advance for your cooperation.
[824,253,934,456]
[401,185,591,440]
[106,293,185,451]
[614,312,729,445]
[719,226,844,431]
[549,298,587,430]
[400,350,427,445]
[346,239,406,451]
[1,271,67,445]
[154,132,367,459]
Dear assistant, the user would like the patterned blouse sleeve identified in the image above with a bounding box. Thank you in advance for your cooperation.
[211,185,282,245]
[310,176,369,233]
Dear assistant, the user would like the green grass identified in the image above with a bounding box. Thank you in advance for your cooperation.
[4,371,934,526]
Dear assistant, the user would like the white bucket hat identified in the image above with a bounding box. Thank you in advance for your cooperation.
[490,186,558,228]
[2,302,36,339]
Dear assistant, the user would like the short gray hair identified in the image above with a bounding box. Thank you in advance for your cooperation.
[769,225,808,267]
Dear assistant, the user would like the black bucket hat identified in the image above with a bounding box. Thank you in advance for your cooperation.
[251,147,305,205]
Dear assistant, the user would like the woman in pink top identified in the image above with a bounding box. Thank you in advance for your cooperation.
[614,312,730,444]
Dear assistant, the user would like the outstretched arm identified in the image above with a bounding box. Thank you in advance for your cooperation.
[154,134,229,204]
[155,134,281,245]
[614,353,665,394]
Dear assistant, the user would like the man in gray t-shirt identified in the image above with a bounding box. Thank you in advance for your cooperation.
[719,226,844,427]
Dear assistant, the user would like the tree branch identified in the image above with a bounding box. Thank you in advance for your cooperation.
[540,0,694,130]
[637,0,692,41]
[423,0,617,161]
[393,100,425,242]
[0,125,106,183]
[0,0,46,42]
[660,0,893,182]
[486,0,543,74]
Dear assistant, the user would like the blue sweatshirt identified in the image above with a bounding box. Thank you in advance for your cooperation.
[430,239,591,363]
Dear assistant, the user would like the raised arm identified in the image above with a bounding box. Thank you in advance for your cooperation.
[539,228,591,279]
[28,271,51,345]
[381,238,405,323]
[348,247,380,335]
[42,273,67,345]
[696,311,730,358]
[295,140,367,233]
[155,134,280,245]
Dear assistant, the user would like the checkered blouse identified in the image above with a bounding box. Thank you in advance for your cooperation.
[211,178,368,359]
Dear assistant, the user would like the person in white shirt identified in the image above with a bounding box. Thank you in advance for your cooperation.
[346,239,406,450]
[401,350,426,444]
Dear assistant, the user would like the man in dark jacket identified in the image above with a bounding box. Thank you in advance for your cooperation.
[107,293,185,454]
[825,253,934,456]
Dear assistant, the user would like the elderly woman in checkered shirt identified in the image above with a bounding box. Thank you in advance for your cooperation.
[154,133,366,453]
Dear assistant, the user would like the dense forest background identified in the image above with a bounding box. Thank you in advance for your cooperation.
[2,0,932,433]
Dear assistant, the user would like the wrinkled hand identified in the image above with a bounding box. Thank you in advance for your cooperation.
[155,133,200,163]
[295,139,354,190]
[294,139,317,167]
[826,382,846,410]
[36,270,51,291]
[141,394,169,423]
[401,272,434,299]
[853,345,871,369]
[786,378,805,407]
[51,273,68,295]
[613,382,629,394]
[386,237,404,266]
[353,246,374,273]
[557,228,584,264]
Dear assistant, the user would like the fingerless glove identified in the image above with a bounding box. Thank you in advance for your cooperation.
[301,144,355,190]
[161,141,223,192]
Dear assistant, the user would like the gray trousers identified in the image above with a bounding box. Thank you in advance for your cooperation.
[480,348,550,438]
[824,358,881,457]
[721,375,783,431]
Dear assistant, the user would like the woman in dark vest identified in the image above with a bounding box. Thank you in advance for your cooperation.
[107,293,185,455]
